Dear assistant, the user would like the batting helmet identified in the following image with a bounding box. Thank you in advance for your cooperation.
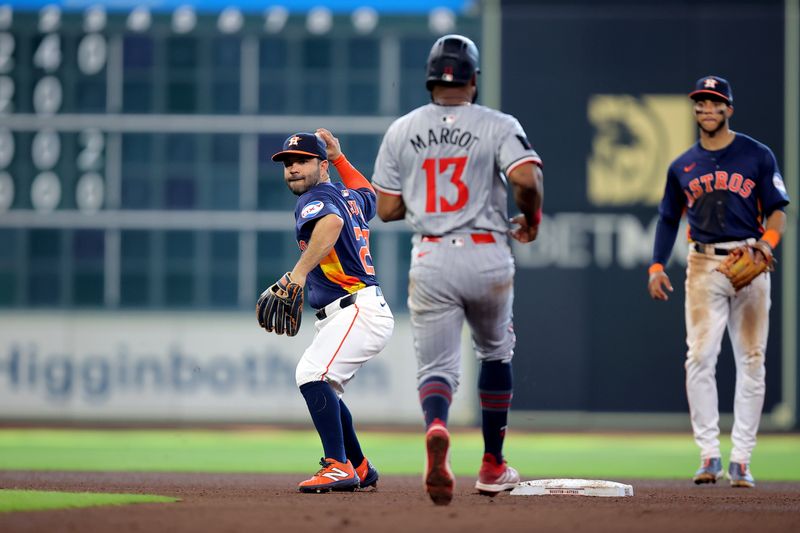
[425,34,480,91]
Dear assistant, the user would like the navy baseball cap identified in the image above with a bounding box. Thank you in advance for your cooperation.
[689,75,733,105]
[271,132,327,162]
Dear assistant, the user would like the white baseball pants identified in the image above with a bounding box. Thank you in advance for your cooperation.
[684,242,770,464]
[295,285,394,395]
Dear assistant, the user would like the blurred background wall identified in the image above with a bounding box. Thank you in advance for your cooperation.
[0,0,796,429]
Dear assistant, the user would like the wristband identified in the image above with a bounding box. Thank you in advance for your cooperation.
[648,263,664,275]
[760,229,780,249]
[531,208,542,226]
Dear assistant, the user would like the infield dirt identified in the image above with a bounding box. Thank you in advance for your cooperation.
[1,471,798,533]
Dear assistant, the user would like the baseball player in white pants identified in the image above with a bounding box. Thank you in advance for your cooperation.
[648,76,789,487]
[263,129,394,493]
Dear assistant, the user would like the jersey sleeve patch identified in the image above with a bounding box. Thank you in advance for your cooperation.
[301,200,325,219]
[773,172,788,197]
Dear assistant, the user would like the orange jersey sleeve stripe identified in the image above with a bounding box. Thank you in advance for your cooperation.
[332,154,374,193]
[319,248,367,293]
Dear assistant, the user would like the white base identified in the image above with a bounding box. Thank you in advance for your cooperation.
[510,479,634,497]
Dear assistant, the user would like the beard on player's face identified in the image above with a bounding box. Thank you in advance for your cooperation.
[283,158,325,196]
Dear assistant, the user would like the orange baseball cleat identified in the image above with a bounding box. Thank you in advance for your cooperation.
[355,457,379,489]
[298,458,360,493]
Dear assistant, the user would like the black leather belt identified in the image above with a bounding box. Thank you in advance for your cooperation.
[316,293,357,320]
[693,243,732,256]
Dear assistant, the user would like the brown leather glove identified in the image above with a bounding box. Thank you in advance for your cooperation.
[716,241,774,291]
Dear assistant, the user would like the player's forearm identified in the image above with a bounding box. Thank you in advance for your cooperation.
[332,154,374,192]
[377,192,407,221]
[651,215,680,267]
[512,185,542,225]
[291,215,344,285]
[760,210,786,249]
[510,164,543,225]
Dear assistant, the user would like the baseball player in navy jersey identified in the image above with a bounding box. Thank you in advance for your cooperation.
[648,76,790,488]
[267,129,394,493]
[372,35,543,505]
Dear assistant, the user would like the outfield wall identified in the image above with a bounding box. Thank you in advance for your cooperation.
[0,312,477,425]
[500,0,798,430]
[0,1,796,430]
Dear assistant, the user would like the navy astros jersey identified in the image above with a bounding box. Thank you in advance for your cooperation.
[659,133,790,245]
[294,181,378,309]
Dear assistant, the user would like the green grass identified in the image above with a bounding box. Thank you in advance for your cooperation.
[0,429,798,481]
[0,489,177,513]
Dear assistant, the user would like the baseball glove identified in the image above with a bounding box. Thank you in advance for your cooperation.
[716,241,774,291]
[256,272,304,336]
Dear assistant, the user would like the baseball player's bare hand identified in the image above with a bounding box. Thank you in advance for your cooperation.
[288,270,307,288]
[752,240,773,266]
[648,271,673,301]
[509,214,538,243]
[315,128,342,161]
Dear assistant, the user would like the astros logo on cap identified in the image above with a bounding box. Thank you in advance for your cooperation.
[703,78,718,88]
[288,136,301,147]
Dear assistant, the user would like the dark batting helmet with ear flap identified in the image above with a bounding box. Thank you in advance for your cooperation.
[425,34,480,91]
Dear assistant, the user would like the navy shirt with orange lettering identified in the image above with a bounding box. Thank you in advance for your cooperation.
[294,155,379,310]
[652,133,790,264]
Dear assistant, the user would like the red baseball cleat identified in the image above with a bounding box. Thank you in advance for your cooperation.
[424,421,455,505]
[298,458,360,493]
[475,453,520,496]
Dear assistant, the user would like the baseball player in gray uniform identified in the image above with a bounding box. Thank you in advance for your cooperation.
[372,34,544,505]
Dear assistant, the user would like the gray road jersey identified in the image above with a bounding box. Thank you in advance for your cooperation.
[373,103,541,235]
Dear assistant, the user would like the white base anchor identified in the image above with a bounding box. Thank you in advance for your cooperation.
[510,478,634,497]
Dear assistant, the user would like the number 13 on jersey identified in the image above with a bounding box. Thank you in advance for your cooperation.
[423,156,469,213]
